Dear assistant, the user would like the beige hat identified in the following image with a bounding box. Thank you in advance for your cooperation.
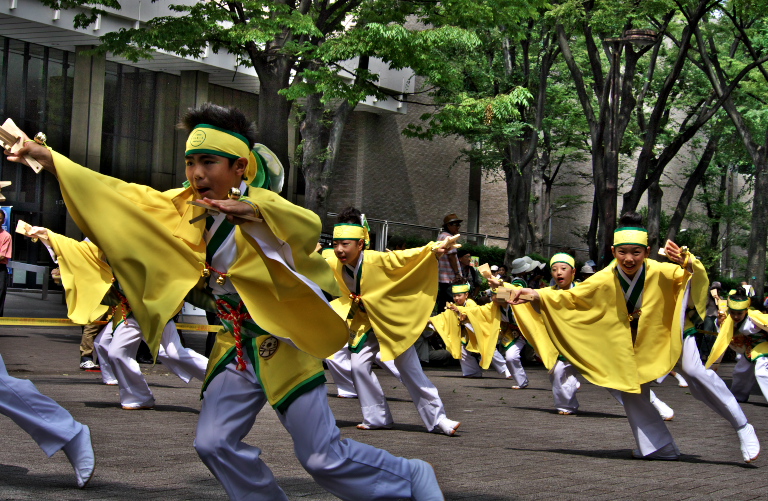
[443,213,463,225]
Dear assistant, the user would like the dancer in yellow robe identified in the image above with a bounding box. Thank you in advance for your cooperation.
[510,212,758,462]
[5,104,442,500]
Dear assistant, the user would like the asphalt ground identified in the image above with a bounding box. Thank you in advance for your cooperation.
[0,291,766,500]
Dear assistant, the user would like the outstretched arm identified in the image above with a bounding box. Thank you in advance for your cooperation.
[3,132,56,175]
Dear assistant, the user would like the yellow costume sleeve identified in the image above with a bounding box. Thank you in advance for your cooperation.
[707,310,768,366]
[52,152,204,358]
[509,300,561,370]
[228,192,347,359]
[353,245,439,361]
[46,231,111,324]
[428,309,463,360]
[536,258,697,393]
[461,302,502,369]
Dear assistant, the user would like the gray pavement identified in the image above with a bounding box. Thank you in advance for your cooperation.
[0,291,766,500]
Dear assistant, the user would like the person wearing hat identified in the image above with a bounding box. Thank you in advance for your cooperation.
[427,283,511,378]
[508,211,760,462]
[709,287,768,404]
[437,213,464,311]
[8,104,444,500]
[328,207,462,437]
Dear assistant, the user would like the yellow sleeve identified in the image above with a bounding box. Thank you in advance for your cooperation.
[359,245,439,361]
[428,309,463,360]
[52,151,205,358]
[461,302,503,369]
[47,231,111,324]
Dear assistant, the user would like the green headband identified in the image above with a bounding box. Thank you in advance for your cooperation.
[452,284,470,294]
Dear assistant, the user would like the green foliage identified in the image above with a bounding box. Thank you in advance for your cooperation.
[459,242,507,267]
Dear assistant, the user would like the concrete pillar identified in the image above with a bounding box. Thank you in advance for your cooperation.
[173,71,209,172]
[66,46,105,237]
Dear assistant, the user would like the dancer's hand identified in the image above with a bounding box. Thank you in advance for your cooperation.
[3,132,55,174]
[201,198,257,225]
[510,288,539,305]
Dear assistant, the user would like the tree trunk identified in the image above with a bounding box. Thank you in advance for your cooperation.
[504,145,534,265]
[587,189,599,263]
[646,179,663,254]
[254,66,294,197]
[747,147,768,299]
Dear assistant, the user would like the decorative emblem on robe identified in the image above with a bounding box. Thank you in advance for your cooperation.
[258,336,279,360]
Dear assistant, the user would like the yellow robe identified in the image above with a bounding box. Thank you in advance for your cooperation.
[51,151,347,359]
[429,299,478,362]
[46,231,111,324]
[535,258,705,393]
[326,245,438,362]
[707,310,768,367]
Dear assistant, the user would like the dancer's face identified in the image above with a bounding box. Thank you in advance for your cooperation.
[186,153,246,200]
[453,292,469,306]
[551,263,575,289]
[333,239,364,266]
[611,245,650,277]
[729,309,748,323]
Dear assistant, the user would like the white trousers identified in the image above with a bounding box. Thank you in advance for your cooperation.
[459,346,511,378]
[610,384,677,456]
[94,323,118,385]
[731,355,768,403]
[326,346,401,398]
[504,338,528,387]
[102,318,209,407]
[676,335,747,429]
[351,335,446,431]
[0,354,83,457]
[549,360,579,413]
[194,358,413,501]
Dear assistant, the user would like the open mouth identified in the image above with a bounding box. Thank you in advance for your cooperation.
[196,187,211,198]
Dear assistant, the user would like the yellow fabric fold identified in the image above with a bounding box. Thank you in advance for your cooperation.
[53,151,204,357]
[535,258,698,393]
[428,309,464,360]
[707,310,768,366]
[46,231,111,324]
[326,245,439,361]
[461,302,502,369]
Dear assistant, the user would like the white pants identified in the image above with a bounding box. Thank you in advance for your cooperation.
[103,318,209,407]
[731,355,768,403]
[677,335,747,429]
[610,384,677,456]
[549,360,579,413]
[326,346,401,398]
[0,354,83,457]
[194,358,413,501]
[460,347,511,378]
[94,323,118,385]
[504,338,528,387]
[351,335,447,431]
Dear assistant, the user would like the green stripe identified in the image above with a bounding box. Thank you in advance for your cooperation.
[626,266,645,313]
[207,219,235,259]
[349,330,371,353]
[193,124,250,148]
[683,327,699,338]
[186,148,241,160]
[274,372,327,414]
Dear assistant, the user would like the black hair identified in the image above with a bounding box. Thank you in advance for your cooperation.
[730,286,749,302]
[457,248,471,258]
[0,211,5,223]
[178,103,257,148]
[337,207,363,225]
[498,264,508,272]
[387,235,406,249]
[617,211,645,229]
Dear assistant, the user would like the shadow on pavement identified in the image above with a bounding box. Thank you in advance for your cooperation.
[512,406,626,419]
